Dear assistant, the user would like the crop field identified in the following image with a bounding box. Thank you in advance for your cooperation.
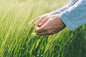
[0,0,86,57]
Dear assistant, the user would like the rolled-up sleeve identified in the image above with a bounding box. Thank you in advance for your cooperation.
[60,0,86,31]
[52,1,74,15]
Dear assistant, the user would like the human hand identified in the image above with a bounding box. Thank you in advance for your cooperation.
[29,13,52,26]
[36,14,66,36]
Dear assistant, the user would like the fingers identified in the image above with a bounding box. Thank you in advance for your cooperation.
[28,18,38,25]
[37,29,55,36]
[29,16,43,26]
[39,17,48,26]
[35,17,43,26]
[36,26,44,33]
[29,13,49,26]
[36,20,56,36]
[52,27,64,34]
[36,22,50,33]
[38,31,50,36]
[35,16,46,26]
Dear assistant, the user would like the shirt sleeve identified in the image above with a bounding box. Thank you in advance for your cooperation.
[60,0,86,31]
[50,1,74,15]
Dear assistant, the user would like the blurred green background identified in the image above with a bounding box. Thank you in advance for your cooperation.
[0,0,86,57]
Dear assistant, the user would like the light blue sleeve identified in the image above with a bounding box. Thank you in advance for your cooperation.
[60,0,86,31]
[50,1,74,15]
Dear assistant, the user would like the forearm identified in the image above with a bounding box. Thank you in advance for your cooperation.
[60,0,86,31]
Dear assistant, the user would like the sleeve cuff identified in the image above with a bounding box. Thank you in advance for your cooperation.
[60,0,86,31]
[60,13,76,31]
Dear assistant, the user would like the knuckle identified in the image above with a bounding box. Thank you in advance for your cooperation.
[41,26,44,30]
[47,31,52,34]
[43,27,49,30]
[38,33,40,35]
[38,33,41,35]
[42,27,44,30]
[42,26,45,30]
[47,16,49,18]
[49,19,53,22]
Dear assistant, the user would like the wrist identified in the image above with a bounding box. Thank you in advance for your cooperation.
[57,14,66,27]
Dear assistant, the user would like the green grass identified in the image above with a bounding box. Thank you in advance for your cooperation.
[0,0,86,57]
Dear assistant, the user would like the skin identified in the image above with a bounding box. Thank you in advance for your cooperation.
[35,14,66,36]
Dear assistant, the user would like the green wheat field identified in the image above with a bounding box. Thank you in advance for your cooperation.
[0,0,86,57]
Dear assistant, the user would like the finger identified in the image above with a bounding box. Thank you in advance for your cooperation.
[36,26,44,33]
[41,20,51,30]
[35,17,42,26]
[38,31,48,36]
[35,16,46,26]
[52,28,62,34]
[38,29,54,36]
[28,18,38,25]
[39,17,48,26]
[36,19,51,33]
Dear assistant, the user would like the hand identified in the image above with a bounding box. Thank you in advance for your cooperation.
[29,13,52,26]
[36,14,66,36]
